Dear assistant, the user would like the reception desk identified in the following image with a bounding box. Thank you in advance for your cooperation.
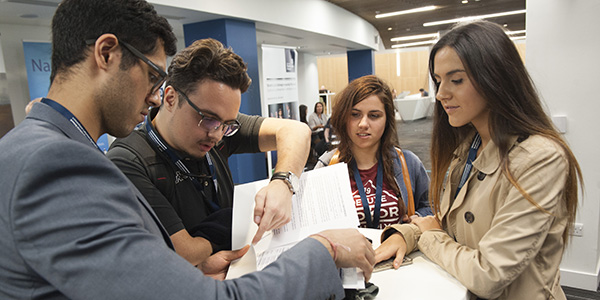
[394,95,433,121]
[359,228,469,300]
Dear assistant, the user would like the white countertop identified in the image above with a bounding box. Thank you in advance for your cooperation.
[358,228,469,300]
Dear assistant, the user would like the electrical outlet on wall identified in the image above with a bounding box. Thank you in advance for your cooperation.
[571,223,583,237]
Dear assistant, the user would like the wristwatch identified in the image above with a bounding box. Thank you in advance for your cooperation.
[270,171,300,194]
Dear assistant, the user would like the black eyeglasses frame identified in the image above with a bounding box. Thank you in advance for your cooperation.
[85,38,167,96]
[172,87,241,137]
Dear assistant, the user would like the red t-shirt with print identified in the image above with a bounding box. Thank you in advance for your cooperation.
[350,163,403,229]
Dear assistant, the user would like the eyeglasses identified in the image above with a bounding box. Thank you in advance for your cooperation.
[174,87,241,137]
[85,38,167,96]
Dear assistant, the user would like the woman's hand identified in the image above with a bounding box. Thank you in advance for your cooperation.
[412,215,442,232]
[374,233,407,269]
[401,214,419,223]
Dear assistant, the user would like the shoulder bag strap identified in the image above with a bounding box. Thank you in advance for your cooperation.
[396,148,415,216]
[329,149,341,165]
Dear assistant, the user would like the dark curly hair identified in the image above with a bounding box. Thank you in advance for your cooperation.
[165,38,251,107]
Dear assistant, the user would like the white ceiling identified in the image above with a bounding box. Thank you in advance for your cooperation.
[0,0,374,56]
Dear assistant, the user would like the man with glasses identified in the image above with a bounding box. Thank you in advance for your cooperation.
[0,1,374,299]
[86,37,169,97]
[108,38,311,266]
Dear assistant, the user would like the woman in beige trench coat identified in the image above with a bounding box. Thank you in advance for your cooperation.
[374,21,583,300]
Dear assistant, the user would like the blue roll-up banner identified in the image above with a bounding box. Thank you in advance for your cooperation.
[23,41,110,152]
[22,41,51,100]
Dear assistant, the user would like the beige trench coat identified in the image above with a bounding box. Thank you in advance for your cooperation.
[384,133,569,299]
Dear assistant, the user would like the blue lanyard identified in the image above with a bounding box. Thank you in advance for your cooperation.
[455,133,481,199]
[144,120,220,211]
[41,98,103,153]
[352,155,383,229]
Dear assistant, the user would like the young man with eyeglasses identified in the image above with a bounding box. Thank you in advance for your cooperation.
[108,38,312,266]
[0,1,375,299]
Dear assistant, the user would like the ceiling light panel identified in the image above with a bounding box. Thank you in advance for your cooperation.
[423,9,526,27]
[376,5,437,19]
[392,40,438,48]
[391,33,439,42]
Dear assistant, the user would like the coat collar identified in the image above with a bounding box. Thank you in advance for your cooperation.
[27,101,96,148]
[452,131,520,176]
[472,135,520,175]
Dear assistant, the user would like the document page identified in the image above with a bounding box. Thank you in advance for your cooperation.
[227,163,363,288]
[269,163,359,248]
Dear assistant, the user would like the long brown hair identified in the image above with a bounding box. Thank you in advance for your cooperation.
[330,75,401,196]
[429,21,583,243]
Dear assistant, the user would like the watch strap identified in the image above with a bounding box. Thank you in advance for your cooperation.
[271,171,295,194]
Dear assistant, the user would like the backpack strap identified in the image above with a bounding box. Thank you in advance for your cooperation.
[330,148,415,216]
[110,130,175,200]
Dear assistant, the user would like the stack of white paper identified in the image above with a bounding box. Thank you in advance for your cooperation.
[226,163,363,288]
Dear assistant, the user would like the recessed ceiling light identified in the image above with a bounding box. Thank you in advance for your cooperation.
[462,0,469,4]
[376,6,437,19]
[20,14,39,19]
[423,9,526,27]
[387,27,393,31]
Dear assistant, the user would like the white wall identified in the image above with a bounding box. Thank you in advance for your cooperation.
[0,37,6,74]
[526,0,600,290]
[0,37,9,106]
[297,52,319,110]
[151,0,379,51]
[0,23,51,125]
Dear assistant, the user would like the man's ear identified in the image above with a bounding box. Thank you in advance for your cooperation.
[162,86,179,112]
[91,34,120,71]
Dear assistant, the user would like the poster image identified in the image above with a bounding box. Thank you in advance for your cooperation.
[268,101,297,120]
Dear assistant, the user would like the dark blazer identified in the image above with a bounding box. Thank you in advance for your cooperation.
[0,102,343,299]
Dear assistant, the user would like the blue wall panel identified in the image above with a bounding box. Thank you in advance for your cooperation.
[347,49,374,82]
[183,19,267,184]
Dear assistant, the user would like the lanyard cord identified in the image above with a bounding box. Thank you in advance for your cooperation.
[41,98,103,153]
[455,133,481,199]
[352,155,383,229]
[145,120,220,212]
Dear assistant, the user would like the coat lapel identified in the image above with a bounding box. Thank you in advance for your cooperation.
[132,188,175,249]
[29,103,175,249]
